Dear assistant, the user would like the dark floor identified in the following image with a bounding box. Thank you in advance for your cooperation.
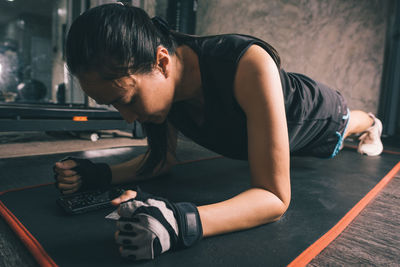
[0,132,399,266]
[308,137,400,266]
[309,176,400,266]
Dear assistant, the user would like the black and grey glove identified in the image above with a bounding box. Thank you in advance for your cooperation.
[115,189,203,260]
[54,157,112,191]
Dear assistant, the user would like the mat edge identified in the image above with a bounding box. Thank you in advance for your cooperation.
[0,201,58,267]
[2,153,398,267]
[287,160,400,267]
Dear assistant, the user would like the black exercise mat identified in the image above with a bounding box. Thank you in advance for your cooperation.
[1,148,399,267]
[0,137,219,193]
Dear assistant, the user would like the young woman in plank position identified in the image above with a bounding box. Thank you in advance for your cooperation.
[53,3,383,261]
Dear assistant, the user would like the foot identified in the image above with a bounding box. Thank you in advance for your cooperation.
[357,113,383,156]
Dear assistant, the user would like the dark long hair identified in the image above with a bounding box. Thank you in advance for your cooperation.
[65,4,176,175]
[66,4,282,176]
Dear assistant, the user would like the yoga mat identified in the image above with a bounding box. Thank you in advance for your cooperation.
[1,148,399,267]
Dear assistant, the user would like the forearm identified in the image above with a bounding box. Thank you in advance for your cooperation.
[110,154,148,185]
[198,188,288,237]
[110,152,176,185]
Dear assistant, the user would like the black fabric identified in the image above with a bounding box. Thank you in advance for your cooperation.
[168,34,347,159]
[57,157,112,191]
[1,149,399,266]
[281,71,349,156]
[173,202,203,248]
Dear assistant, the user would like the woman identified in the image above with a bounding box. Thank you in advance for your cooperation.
[53,3,383,261]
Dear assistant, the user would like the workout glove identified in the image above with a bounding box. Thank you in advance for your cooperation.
[54,157,112,191]
[116,189,203,260]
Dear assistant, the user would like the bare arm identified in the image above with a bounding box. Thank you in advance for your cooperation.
[55,123,178,193]
[198,45,291,236]
[111,122,178,184]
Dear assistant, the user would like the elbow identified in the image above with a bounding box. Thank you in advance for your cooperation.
[253,187,291,224]
[273,206,289,223]
[272,195,291,222]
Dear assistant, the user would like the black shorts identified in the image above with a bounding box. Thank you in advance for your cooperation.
[290,91,350,158]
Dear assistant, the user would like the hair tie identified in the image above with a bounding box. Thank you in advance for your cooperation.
[151,16,171,35]
[116,1,129,6]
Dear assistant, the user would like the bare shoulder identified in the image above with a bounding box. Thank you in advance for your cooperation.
[238,44,277,70]
[234,44,282,115]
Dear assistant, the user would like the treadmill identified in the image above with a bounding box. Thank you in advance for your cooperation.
[0,102,134,132]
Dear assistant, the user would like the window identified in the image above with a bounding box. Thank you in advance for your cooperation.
[0,0,64,104]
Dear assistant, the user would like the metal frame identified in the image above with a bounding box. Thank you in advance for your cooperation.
[0,103,133,132]
[0,119,131,132]
[379,0,400,136]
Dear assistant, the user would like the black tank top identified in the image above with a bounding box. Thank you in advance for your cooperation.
[168,34,344,160]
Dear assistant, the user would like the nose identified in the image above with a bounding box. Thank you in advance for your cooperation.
[114,106,138,124]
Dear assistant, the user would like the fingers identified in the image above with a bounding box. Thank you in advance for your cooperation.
[54,159,81,194]
[56,176,82,194]
[60,187,80,195]
[58,179,82,190]
[54,159,78,170]
[54,168,76,177]
[57,178,82,194]
[56,175,80,184]
[55,172,82,193]
[111,190,137,206]
[114,220,156,260]
[54,160,77,176]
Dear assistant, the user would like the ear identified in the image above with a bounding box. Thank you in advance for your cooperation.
[155,46,171,78]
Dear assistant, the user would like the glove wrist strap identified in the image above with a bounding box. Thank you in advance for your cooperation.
[173,202,203,248]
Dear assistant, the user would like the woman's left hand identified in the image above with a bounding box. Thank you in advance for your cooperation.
[111,189,203,261]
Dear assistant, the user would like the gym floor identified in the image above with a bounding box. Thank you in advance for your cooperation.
[0,132,399,266]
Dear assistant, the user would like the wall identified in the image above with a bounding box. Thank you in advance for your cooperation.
[196,0,389,113]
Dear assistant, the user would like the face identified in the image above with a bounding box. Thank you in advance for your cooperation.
[78,69,175,124]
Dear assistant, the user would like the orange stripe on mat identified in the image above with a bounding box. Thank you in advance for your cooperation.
[288,161,400,267]
[0,182,55,196]
[0,201,58,267]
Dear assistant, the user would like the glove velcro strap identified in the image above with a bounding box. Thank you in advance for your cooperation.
[64,157,112,190]
[172,202,203,248]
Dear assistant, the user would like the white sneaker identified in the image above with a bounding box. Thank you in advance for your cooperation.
[357,113,383,156]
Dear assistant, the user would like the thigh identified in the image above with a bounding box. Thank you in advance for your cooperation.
[290,92,349,158]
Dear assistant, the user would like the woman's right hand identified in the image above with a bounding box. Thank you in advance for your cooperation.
[53,159,82,194]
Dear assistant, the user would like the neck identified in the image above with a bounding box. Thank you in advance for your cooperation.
[172,45,202,103]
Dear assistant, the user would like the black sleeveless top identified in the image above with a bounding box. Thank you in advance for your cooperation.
[168,34,344,160]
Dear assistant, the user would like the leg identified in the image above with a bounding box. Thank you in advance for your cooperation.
[344,110,374,139]
[344,110,383,156]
